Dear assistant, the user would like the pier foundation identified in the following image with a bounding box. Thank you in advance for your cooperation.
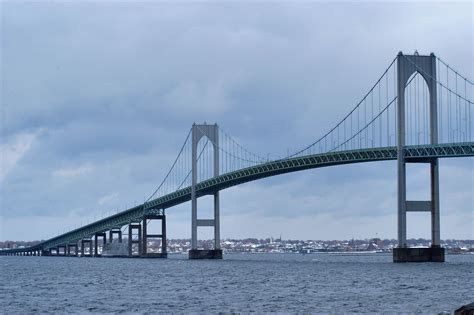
[189,249,223,259]
[393,246,445,262]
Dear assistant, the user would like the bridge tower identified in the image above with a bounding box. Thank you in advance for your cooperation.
[189,123,222,259]
[394,52,444,262]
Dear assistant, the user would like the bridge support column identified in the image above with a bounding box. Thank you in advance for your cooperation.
[141,213,167,258]
[57,245,67,256]
[81,239,93,257]
[128,223,142,257]
[394,52,444,262]
[94,233,106,257]
[109,229,122,243]
[67,243,78,257]
[190,123,223,259]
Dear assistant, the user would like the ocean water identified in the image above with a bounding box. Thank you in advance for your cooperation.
[1,253,473,313]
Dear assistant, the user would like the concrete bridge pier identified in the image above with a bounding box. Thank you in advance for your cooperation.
[128,223,142,257]
[94,233,107,257]
[81,239,93,257]
[394,52,444,262]
[109,229,122,243]
[141,214,167,258]
[67,243,78,257]
[57,245,67,256]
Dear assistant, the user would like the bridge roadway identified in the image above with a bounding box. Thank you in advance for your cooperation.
[2,142,473,255]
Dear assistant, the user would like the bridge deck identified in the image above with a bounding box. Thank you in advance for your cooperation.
[2,142,472,253]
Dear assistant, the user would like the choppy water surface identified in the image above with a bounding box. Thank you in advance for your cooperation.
[1,253,473,313]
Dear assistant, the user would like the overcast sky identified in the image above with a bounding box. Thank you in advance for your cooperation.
[1,1,473,241]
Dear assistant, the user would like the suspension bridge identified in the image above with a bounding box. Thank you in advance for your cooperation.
[1,52,473,262]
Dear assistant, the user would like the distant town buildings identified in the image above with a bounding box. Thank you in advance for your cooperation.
[3,238,472,254]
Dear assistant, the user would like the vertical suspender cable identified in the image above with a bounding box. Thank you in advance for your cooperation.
[447,64,451,142]
[386,70,389,146]
[438,59,442,143]
[466,79,470,141]
[379,81,381,147]
[455,73,459,142]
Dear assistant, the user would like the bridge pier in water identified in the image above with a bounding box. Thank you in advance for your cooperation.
[128,223,142,257]
[189,124,222,259]
[94,233,106,257]
[67,243,78,257]
[57,245,67,256]
[394,52,444,262]
[141,214,167,258]
[80,239,93,257]
[109,229,122,243]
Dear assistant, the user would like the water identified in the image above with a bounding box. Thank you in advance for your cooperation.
[1,253,473,313]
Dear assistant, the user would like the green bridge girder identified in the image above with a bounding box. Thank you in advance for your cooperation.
[1,142,473,254]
